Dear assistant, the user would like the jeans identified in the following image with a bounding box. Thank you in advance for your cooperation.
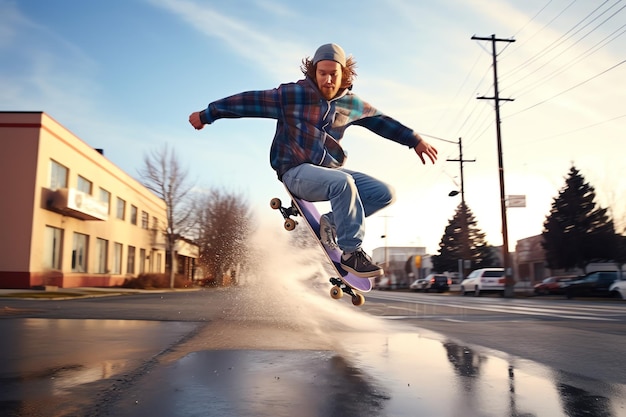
[282,164,395,253]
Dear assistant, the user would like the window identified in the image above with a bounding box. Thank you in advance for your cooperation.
[139,248,146,274]
[156,253,162,273]
[44,226,63,269]
[72,233,88,273]
[141,211,149,229]
[77,175,92,194]
[152,216,159,231]
[130,205,138,225]
[116,198,126,220]
[99,188,111,214]
[127,246,136,274]
[113,243,123,274]
[49,160,68,190]
[96,238,108,274]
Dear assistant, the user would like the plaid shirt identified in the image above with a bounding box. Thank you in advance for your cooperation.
[201,77,419,179]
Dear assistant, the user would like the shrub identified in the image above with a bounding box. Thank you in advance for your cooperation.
[121,273,192,289]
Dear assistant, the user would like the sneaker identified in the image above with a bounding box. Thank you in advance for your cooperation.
[340,249,384,278]
[319,213,338,250]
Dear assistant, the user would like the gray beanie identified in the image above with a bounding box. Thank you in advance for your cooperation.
[313,43,346,67]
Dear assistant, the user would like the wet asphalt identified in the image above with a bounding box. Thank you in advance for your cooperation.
[1,280,625,417]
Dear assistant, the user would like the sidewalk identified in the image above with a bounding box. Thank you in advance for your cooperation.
[0,286,200,299]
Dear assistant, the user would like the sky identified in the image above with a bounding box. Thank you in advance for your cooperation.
[1,0,625,255]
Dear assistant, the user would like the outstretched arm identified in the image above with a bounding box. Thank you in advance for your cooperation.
[413,134,438,164]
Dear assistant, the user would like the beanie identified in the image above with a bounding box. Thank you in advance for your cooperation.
[312,43,346,67]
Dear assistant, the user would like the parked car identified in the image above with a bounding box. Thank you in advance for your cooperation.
[609,280,626,300]
[429,274,451,293]
[376,275,397,290]
[533,275,578,295]
[460,268,505,296]
[410,274,450,293]
[561,271,619,299]
[409,278,427,291]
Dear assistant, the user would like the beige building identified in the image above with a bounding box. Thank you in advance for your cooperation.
[0,111,189,289]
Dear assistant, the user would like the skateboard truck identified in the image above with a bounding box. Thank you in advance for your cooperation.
[270,198,299,231]
[329,277,365,306]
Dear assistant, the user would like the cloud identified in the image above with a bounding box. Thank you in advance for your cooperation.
[0,0,99,122]
[145,0,305,80]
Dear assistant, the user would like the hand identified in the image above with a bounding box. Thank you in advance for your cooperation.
[414,135,438,164]
[189,111,204,130]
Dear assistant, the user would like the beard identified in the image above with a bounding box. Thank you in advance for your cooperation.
[320,85,339,100]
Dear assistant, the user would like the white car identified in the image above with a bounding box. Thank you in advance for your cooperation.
[460,268,506,296]
[609,280,626,300]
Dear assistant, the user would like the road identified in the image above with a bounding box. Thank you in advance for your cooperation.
[364,291,626,385]
[1,284,625,417]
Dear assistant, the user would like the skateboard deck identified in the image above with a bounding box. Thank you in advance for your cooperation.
[270,190,373,306]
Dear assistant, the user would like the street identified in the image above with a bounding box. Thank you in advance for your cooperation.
[1,281,625,417]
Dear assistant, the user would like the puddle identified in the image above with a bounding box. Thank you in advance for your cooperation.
[0,318,198,415]
[339,330,626,417]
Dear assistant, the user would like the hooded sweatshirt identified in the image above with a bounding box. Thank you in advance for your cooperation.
[200,77,420,180]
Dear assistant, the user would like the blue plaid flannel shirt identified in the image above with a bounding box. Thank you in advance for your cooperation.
[201,77,420,179]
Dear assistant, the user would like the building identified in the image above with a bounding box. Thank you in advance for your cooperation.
[373,246,426,288]
[0,111,195,289]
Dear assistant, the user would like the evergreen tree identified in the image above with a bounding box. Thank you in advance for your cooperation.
[542,166,617,271]
[432,202,497,273]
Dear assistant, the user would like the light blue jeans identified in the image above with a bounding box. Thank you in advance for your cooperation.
[282,164,395,253]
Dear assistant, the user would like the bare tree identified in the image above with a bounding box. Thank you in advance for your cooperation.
[195,189,254,286]
[139,144,195,288]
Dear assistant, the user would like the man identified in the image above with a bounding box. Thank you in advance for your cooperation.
[189,43,438,278]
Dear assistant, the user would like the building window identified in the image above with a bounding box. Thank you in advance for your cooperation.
[130,205,138,225]
[156,253,162,273]
[116,198,126,220]
[72,233,88,273]
[44,226,63,269]
[139,248,146,274]
[96,238,108,274]
[77,175,92,194]
[49,160,68,190]
[99,188,111,214]
[127,246,136,274]
[113,243,123,274]
[152,216,159,231]
[141,211,149,229]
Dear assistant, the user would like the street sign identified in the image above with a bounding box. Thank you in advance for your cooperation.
[506,195,526,208]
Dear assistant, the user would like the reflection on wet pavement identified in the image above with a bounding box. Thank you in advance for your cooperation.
[108,350,389,417]
[337,331,626,417]
[1,317,625,416]
[102,330,626,417]
[0,318,199,417]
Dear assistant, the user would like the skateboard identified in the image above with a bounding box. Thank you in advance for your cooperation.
[270,189,373,306]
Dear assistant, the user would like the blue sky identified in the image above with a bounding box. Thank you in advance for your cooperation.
[2,0,625,254]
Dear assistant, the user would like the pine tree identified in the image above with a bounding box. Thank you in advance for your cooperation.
[542,166,617,271]
[432,202,497,273]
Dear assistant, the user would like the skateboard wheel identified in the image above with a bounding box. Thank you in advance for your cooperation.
[270,198,282,209]
[284,218,297,231]
[351,293,365,306]
[330,286,343,299]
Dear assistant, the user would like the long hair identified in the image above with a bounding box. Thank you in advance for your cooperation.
[300,56,357,89]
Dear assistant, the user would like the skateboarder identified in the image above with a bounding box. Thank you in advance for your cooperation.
[189,43,438,278]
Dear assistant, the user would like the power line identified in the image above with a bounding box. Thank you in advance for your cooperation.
[507,58,626,118]
[503,0,614,81]
[505,1,626,90]
[509,23,626,99]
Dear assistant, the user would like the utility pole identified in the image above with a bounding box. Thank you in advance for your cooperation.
[447,137,475,280]
[446,137,475,208]
[472,34,516,297]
